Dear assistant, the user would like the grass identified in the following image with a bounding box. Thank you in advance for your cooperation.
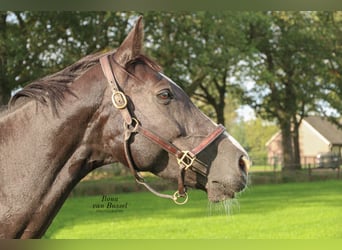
[44,179,342,239]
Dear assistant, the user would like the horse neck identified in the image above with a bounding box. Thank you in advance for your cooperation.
[0,67,107,177]
[0,65,116,238]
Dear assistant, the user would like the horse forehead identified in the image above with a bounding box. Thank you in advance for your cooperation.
[157,72,186,94]
[158,73,178,87]
[131,63,161,81]
[134,70,181,93]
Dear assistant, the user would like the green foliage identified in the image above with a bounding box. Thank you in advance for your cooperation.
[143,12,247,124]
[2,11,342,170]
[0,11,135,104]
[230,118,278,165]
[244,12,332,120]
[45,180,342,239]
[241,11,342,169]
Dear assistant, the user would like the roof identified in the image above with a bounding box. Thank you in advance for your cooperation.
[265,131,281,147]
[303,116,342,145]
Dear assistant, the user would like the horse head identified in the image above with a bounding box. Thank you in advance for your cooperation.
[97,17,250,203]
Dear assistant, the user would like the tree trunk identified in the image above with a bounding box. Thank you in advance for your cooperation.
[215,102,225,125]
[280,120,295,170]
[0,12,10,106]
[215,76,226,125]
[292,116,302,170]
[0,85,11,106]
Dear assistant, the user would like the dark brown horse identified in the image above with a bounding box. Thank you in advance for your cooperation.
[0,17,249,238]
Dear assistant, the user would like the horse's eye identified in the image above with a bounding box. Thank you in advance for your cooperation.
[157,89,173,104]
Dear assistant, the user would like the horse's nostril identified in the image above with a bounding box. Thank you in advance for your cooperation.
[239,155,250,174]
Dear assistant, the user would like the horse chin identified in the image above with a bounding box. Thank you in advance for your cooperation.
[206,181,239,203]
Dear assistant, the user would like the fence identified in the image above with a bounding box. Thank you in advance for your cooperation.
[249,156,341,182]
[252,155,341,168]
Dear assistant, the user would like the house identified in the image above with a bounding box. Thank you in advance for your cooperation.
[265,116,342,167]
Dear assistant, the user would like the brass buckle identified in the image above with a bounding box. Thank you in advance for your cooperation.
[111,91,127,109]
[177,151,196,170]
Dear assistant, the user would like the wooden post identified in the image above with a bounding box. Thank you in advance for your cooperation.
[338,166,340,179]
[308,164,312,181]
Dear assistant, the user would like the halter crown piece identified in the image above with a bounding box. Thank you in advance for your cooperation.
[100,55,225,205]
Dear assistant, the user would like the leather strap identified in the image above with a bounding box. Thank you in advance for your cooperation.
[99,56,132,125]
[191,124,225,155]
[136,126,182,157]
[137,124,225,167]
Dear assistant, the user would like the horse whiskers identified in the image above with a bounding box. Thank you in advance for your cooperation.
[207,198,240,217]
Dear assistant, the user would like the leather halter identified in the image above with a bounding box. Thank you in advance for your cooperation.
[100,55,225,205]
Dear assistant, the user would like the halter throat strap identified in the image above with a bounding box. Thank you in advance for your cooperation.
[100,55,225,205]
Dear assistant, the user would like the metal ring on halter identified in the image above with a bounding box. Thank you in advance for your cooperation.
[123,117,139,131]
[123,118,140,141]
[173,190,189,205]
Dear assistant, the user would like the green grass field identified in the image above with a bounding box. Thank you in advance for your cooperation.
[44,180,342,239]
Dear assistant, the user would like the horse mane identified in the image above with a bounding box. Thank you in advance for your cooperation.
[8,51,161,115]
[9,50,111,115]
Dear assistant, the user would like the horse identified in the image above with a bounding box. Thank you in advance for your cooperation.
[0,16,249,239]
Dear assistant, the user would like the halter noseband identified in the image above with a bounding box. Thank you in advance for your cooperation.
[100,55,225,205]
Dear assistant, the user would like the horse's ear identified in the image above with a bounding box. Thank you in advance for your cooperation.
[114,16,144,66]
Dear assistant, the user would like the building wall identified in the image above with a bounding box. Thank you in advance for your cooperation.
[266,121,331,166]
[299,120,330,165]
[266,132,283,166]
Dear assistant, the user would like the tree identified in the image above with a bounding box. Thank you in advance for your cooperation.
[316,12,342,125]
[143,12,246,125]
[243,12,332,170]
[0,12,29,104]
[1,11,246,126]
[0,11,134,105]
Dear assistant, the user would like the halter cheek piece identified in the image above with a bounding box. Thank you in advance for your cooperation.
[100,55,225,205]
